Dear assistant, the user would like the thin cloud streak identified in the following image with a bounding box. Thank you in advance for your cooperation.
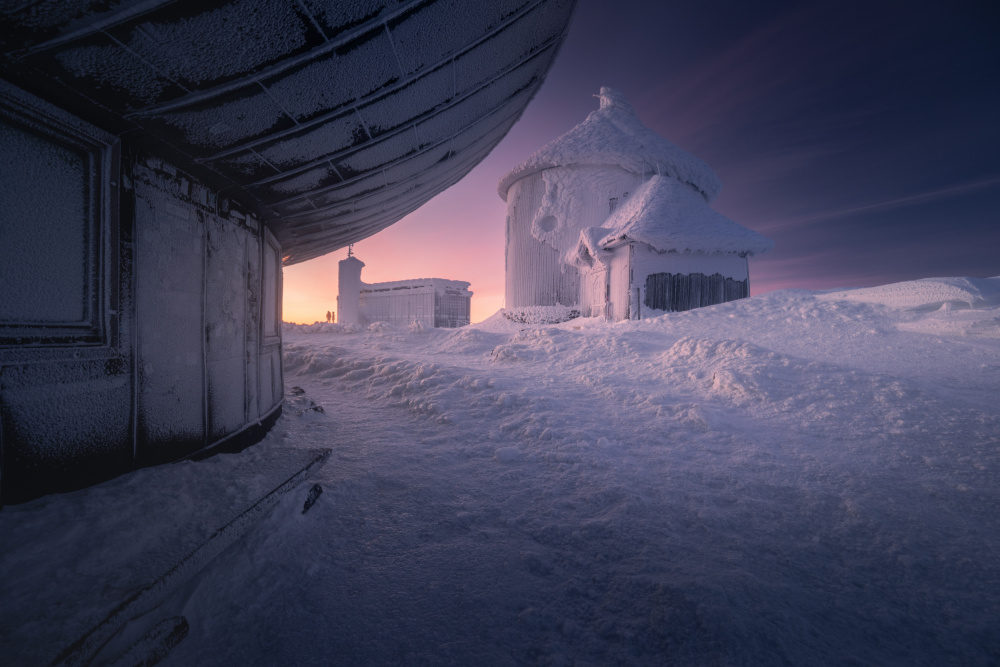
[638,4,847,147]
[756,176,1000,231]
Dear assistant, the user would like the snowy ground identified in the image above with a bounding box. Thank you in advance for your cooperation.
[3,277,1000,665]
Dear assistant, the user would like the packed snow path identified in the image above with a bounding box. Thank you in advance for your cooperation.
[159,278,1000,665]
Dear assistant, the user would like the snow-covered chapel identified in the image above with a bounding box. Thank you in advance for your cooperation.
[498,87,773,320]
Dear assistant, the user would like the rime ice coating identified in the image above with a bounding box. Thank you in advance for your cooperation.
[570,175,774,267]
[498,87,723,202]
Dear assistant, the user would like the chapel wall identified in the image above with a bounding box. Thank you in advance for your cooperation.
[504,165,643,309]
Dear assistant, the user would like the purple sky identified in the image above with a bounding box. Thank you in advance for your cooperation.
[284,0,1000,324]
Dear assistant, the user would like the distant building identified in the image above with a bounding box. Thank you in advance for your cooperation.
[337,255,472,328]
[498,87,773,320]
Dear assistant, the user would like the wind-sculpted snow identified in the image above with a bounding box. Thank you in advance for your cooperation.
[284,342,534,426]
[282,280,999,476]
[817,275,1000,310]
[499,304,580,324]
[281,321,362,334]
[6,278,997,665]
[257,278,1000,664]
[654,336,995,452]
[816,277,1000,338]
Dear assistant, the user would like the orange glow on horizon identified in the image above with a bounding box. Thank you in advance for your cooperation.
[281,158,509,326]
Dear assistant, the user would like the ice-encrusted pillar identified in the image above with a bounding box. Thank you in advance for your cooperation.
[337,255,365,325]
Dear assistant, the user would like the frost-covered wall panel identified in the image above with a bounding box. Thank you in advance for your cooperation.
[0,90,112,347]
[505,174,577,307]
[360,290,434,327]
[643,273,749,313]
[134,175,207,461]
[260,229,283,418]
[529,166,642,256]
[631,249,749,313]
[0,117,89,324]
[0,360,133,501]
[260,346,282,414]
[132,160,282,468]
[262,235,280,338]
[206,216,249,440]
[630,244,749,283]
[631,246,748,315]
[258,352,274,416]
[435,289,472,328]
[245,232,261,423]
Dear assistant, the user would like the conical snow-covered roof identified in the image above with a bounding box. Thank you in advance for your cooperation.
[580,175,773,259]
[498,87,722,202]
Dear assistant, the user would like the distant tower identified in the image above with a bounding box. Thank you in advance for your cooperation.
[337,249,365,325]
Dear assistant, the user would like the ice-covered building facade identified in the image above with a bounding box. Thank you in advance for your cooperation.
[337,255,471,329]
[0,0,575,504]
[499,87,772,320]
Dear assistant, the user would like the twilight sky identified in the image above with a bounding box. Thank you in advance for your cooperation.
[283,0,1000,324]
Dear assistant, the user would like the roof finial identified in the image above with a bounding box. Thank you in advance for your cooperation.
[595,86,635,115]
[347,243,354,258]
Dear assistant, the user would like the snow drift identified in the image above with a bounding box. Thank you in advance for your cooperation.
[2,277,998,665]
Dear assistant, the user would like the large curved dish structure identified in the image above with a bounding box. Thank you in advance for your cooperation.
[0,0,576,264]
[0,0,576,503]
